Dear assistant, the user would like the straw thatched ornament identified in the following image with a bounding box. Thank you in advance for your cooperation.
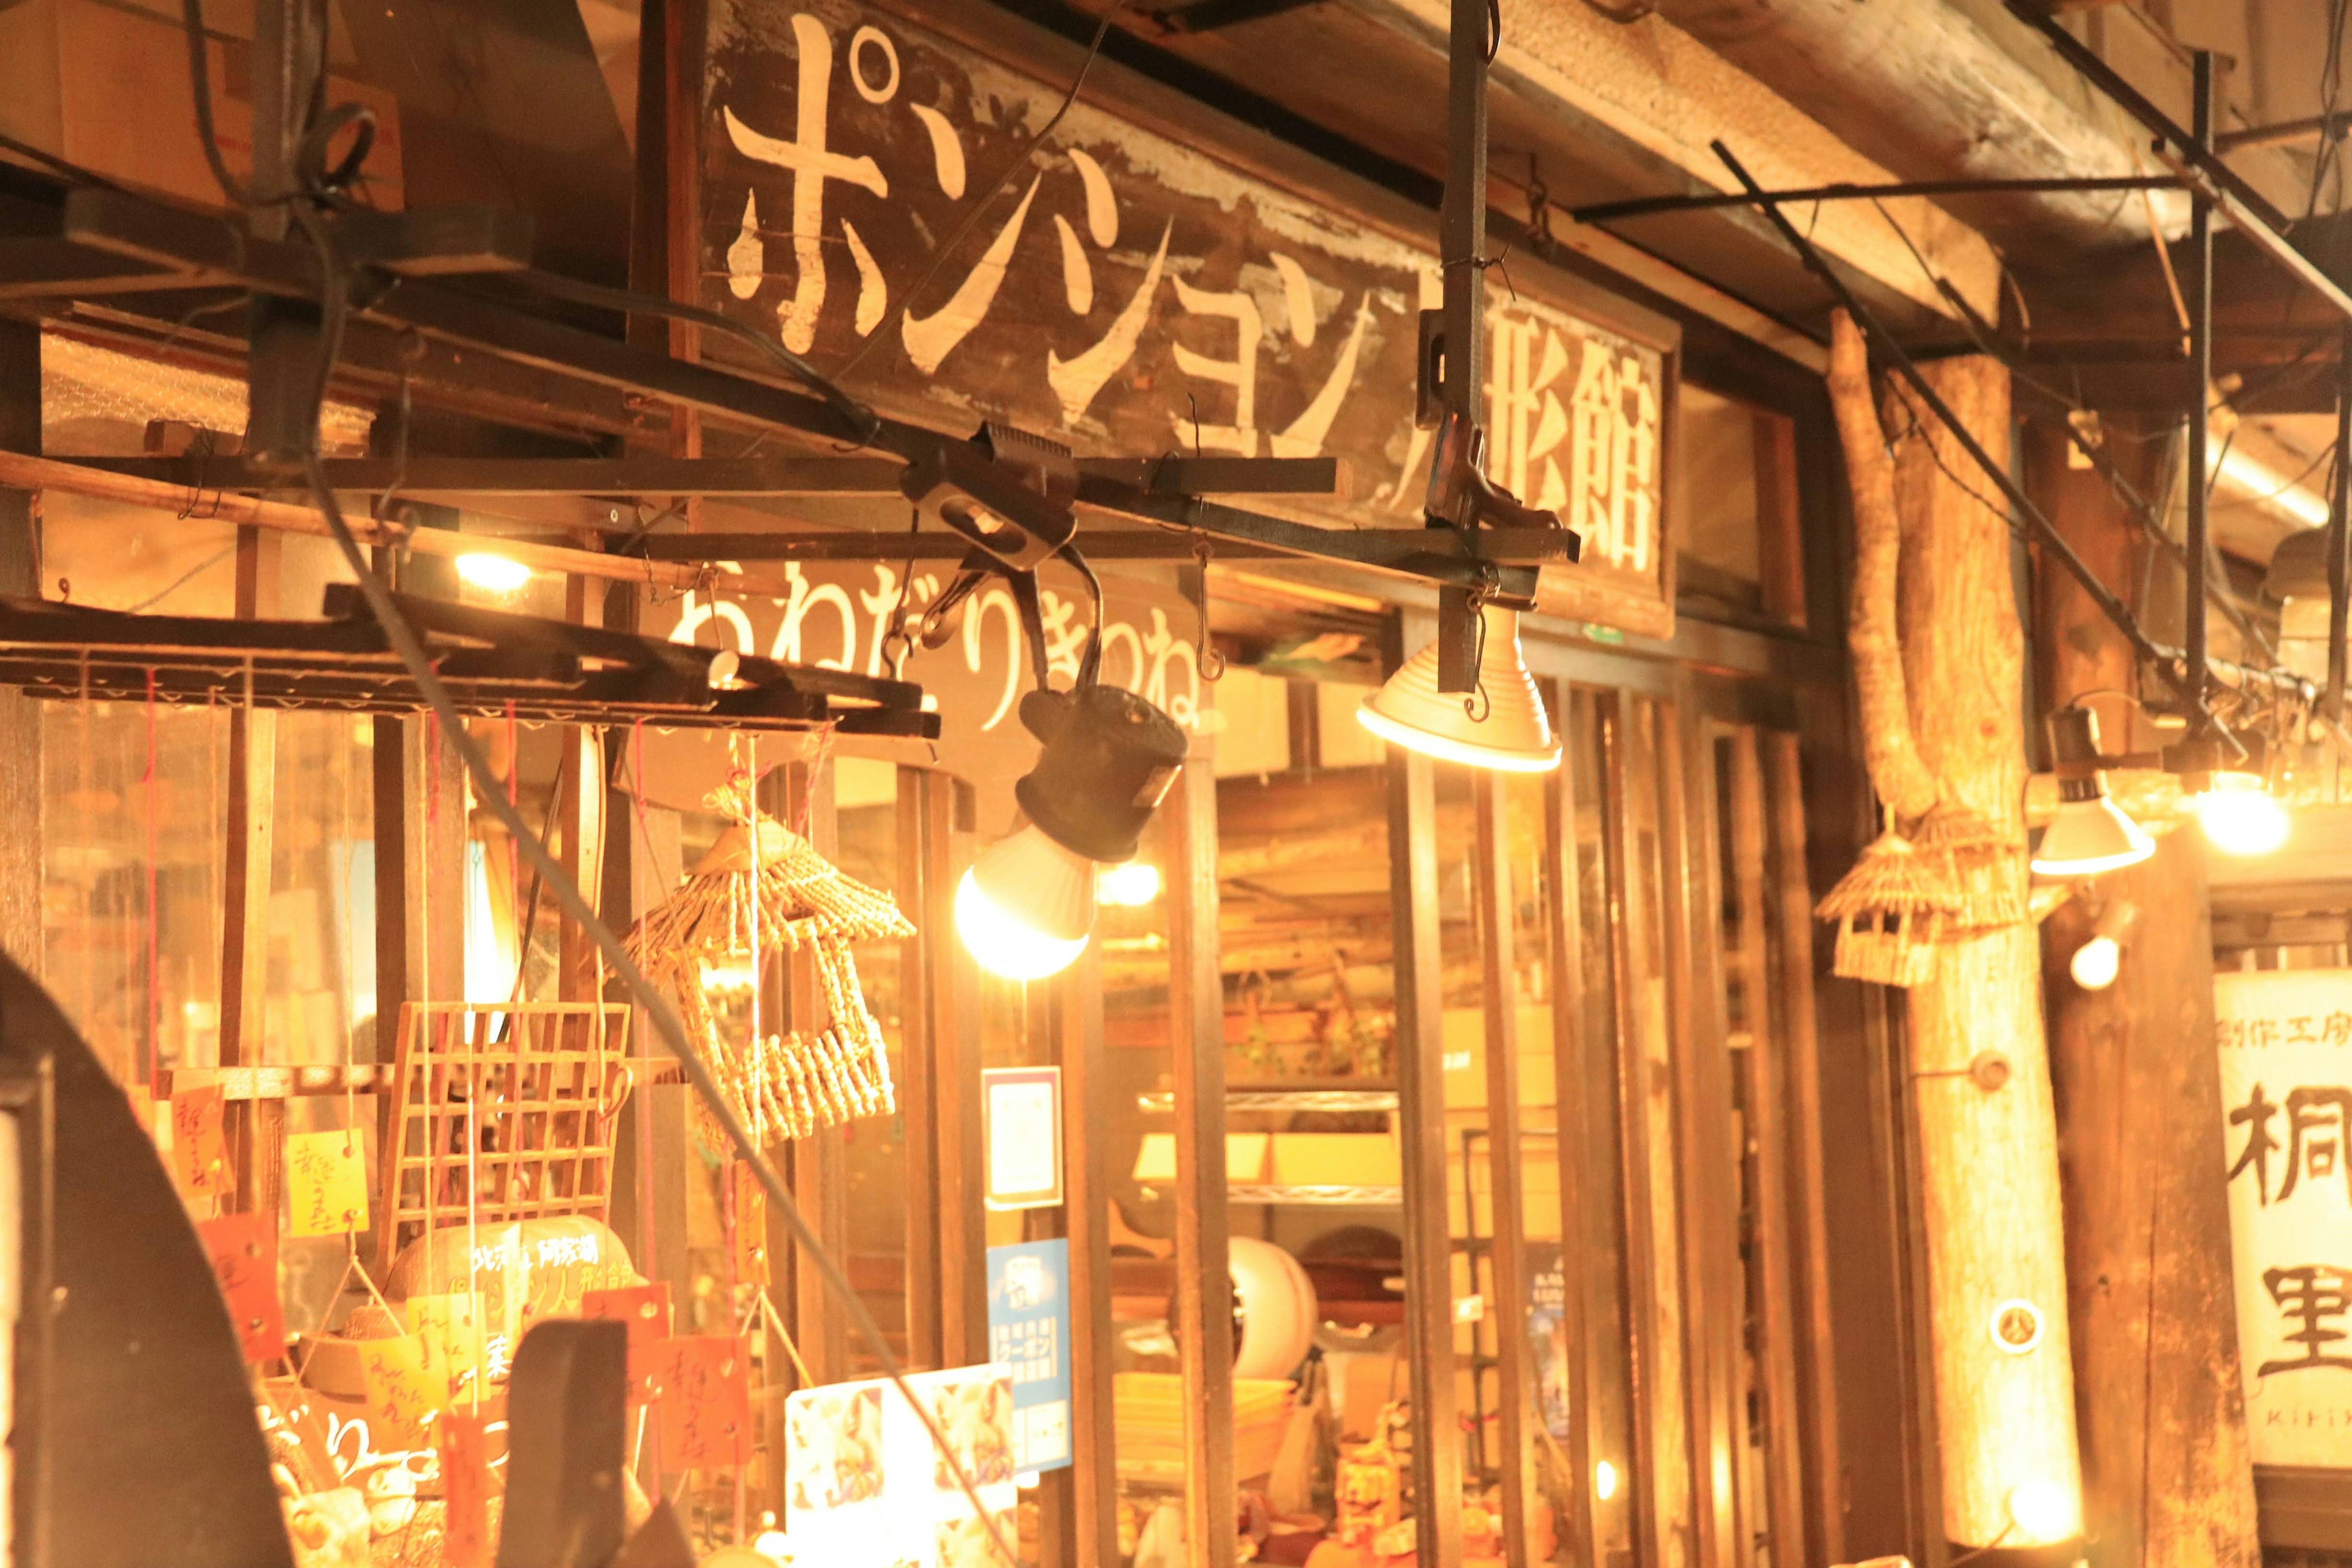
[1910,802,2026,931]
[622,777,913,1145]
[1813,827,1962,988]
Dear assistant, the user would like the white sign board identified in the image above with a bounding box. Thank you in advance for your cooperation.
[2217,968,2352,1464]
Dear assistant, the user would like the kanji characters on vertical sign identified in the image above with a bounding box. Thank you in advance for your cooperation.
[439,1408,492,1568]
[285,1129,369,1238]
[358,1332,448,1449]
[197,1210,285,1364]
[654,1335,752,1469]
[733,1161,771,1289]
[2217,969,2352,1465]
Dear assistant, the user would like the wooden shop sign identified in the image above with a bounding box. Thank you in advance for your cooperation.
[687,0,1678,637]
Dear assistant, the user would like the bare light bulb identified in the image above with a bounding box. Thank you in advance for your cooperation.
[454,552,533,594]
[956,824,1096,981]
[2069,935,2120,992]
[1594,1460,1619,1501]
[2195,777,2290,858]
[1098,860,1161,907]
[2006,1479,2078,1544]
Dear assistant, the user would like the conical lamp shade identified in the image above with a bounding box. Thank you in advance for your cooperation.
[1358,608,1561,772]
[957,823,1096,980]
[2030,796,2154,878]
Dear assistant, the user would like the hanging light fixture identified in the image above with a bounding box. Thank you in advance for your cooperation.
[2067,899,2139,992]
[2172,733,2291,857]
[2031,705,2154,878]
[1358,605,1561,772]
[957,683,1188,980]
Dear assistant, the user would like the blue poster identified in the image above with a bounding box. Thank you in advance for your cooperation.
[986,1240,1074,1474]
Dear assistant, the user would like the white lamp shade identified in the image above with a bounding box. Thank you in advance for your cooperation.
[1357,608,1561,773]
[956,824,1096,980]
[2030,796,2154,878]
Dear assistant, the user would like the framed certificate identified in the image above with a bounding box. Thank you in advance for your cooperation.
[982,1067,1063,1210]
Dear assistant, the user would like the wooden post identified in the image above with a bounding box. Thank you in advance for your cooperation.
[1389,609,1465,1568]
[1058,949,1119,1568]
[1168,751,1237,1568]
[1472,772,1534,1557]
[1540,702,1599,1568]
[221,527,283,1218]
[0,322,40,976]
[1876,339,2084,1550]
[2028,417,2259,1568]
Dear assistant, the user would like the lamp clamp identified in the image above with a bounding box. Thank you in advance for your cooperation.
[898,420,1080,572]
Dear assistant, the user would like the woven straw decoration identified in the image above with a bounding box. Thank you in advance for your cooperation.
[622,778,914,1145]
[1910,802,2026,932]
[1813,829,1963,989]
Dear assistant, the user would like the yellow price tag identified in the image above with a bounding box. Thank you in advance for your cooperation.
[404,1292,488,1404]
[284,1131,369,1238]
[356,1333,448,1447]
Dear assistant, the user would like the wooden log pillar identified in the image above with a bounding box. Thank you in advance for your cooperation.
[2027,417,2259,1568]
[1890,356,2084,1552]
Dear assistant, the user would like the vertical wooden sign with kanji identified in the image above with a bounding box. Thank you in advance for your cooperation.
[2217,968,2352,1466]
[439,1408,492,1568]
[285,1130,369,1238]
[173,1085,228,1205]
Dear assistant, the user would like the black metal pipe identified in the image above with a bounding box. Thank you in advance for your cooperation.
[2186,53,2215,730]
[2330,322,2351,725]
[1711,139,2186,694]
[1569,174,2175,226]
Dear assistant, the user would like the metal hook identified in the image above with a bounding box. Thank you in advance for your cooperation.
[1191,536,1225,682]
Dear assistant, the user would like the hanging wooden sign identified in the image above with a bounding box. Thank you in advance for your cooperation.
[581,1282,675,1403]
[172,1084,228,1203]
[686,0,1676,637]
[285,1129,371,1238]
[654,1335,754,1468]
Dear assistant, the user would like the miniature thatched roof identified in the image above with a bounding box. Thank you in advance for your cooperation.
[1814,829,1964,922]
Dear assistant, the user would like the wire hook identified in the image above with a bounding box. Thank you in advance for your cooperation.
[1191,535,1224,682]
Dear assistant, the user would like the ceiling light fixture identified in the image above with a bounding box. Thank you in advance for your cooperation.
[2031,705,2154,878]
[957,683,1188,981]
[1359,606,1561,773]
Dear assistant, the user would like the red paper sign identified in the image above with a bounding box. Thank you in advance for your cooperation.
[653,1335,750,1469]
[197,1211,285,1363]
[439,1409,491,1568]
[581,1283,673,1403]
[173,1085,228,1200]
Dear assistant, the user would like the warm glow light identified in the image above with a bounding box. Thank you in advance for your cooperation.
[1357,702,1563,772]
[2195,775,2291,858]
[956,869,1089,981]
[456,552,533,594]
[2007,1479,2078,1544]
[2068,935,2120,991]
[1098,860,1161,907]
[2214,446,2331,529]
[698,959,759,993]
[1594,1460,1619,1501]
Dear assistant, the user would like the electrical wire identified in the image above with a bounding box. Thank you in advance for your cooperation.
[831,0,1126,386]
[0,130,127,193]
[176,12,1019,1558]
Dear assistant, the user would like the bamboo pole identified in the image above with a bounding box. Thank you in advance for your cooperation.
[0,450,710,590]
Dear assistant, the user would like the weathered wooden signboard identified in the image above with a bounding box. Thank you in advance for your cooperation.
[687,0,1676,637]
[2217,968,2352,1466]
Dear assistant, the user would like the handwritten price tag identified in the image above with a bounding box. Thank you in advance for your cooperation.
[404,1292,487,1404]
[358,1332,448,1447]
[197,1212,285,1363]
[173,1085,228,1201]
[285,1131,369,1238]
[653,1335,750,1469]
[438,1408,492,1568]
[733,1163,770,1289]
[581,1283,672,1403]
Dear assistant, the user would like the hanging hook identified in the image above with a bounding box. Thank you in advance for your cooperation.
[1191,535,1225,683]
[1461,565,1494,722]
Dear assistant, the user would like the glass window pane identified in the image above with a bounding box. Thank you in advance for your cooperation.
[1679,385,1805,629]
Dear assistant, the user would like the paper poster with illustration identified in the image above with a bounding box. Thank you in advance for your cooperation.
[780,1364,1018,1566]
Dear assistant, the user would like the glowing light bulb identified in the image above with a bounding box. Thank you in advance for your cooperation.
[455,552,533,594]
[956,867,1089,981]
[1098,860,1162,907]
[1594,1460,1619,1501]
[2195,777,2290,858]
[2069,935,2120,991]
[2006,1479,2078,1544]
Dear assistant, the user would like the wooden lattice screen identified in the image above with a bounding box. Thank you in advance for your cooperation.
[376,1001,633,1272]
